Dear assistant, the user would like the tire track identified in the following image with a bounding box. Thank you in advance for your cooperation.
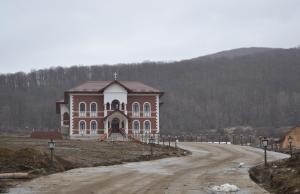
[9,143,288,194]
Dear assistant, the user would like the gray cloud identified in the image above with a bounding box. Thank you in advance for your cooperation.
[0,0,299,73]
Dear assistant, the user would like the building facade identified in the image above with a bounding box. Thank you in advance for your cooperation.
[281,126,300,149]
[56,77,163,139]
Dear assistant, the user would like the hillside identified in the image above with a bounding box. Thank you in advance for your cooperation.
[0,47,300,134]
[200,47,276,59]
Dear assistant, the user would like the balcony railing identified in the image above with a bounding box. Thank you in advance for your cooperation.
[90,129,97,135]
[79,112,86,117]
[77,111,98,118]
[143,112,151,117]
[132,112,140,118]
[90,112,97,118]
[129,111,154,118]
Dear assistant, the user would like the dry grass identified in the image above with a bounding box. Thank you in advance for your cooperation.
[0,136,186,193]
[250,153,300,194]
[0,136,184,168]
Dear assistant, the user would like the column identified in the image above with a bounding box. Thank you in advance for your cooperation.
[104,103,107,117]
[125,119,128,134]
[104,120,108,135]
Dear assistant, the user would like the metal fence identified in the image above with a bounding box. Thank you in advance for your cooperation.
[157,134,298,154]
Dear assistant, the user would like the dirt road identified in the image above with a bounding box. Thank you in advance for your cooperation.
[9,143,287,194]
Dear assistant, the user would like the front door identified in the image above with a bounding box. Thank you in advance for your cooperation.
[111,118,120,133]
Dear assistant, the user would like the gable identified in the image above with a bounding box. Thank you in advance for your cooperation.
[66,80,162,95]
[103,83,128,93]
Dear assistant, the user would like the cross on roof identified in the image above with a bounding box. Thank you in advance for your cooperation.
[114,72,118,80]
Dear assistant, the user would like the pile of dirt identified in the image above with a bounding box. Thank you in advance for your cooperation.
[249,153,300,194]
[0,147,67,174]
[0,137,189,193]
[0,147,72,193]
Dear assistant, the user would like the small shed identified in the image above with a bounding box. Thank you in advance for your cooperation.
[31,131,63,140]
[281,126,300,149]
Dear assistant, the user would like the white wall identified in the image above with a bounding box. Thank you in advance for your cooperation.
[156,94,159,133]
[60,104,69,127]
[104,83,128,104]
[60,104,69,114]
[70,94,73,137]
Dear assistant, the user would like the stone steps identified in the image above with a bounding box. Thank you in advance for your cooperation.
[107,133,128,141]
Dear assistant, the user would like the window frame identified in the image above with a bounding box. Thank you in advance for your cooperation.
[79,120,86,135]
[62,112,70,126]
[111,99,120,110]
[90,120,97,135]
[132,102,140,117]
[90,102,97,117]
[79,102,86,117]
[132,120,140,133]
[144,120,151,133]
[106,102,110,110]
[143,102,151,117]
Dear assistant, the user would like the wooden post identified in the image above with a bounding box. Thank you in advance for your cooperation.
[240,135,243,146]
[0,173,29,179]
[264,146,267,168]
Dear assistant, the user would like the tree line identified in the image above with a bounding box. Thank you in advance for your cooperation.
[0,48,300,135]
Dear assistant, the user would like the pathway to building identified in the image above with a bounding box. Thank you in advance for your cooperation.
[9,143,288,194]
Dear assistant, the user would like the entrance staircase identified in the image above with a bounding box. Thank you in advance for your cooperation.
[106,128,130,142]
[107,133,128,141]
[104,131,159,143]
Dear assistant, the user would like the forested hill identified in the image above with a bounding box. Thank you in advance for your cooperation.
[1,47,300,134]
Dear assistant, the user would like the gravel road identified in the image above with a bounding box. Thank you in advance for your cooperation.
[9,143,288,194]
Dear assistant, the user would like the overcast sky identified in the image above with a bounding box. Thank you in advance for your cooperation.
[0,0,299,73]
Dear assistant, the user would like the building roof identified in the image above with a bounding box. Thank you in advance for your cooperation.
[280,126,300,148]
[67,80,162,94]
[56,80,163,113]
[31,131,63,140]
[103,110,130,121]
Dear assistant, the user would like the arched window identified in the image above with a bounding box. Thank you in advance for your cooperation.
[121,121,125,128]
[91,102,97,112]
[133,120,140,133]
[106,102,110,110]
[90,120,97,135]
[111,99,120,110]
[63,112,70,126]
[121,103,125,110]
[79,102,86,117]
[132,102,140,117]
[79,121,86,135]
[144,120,151,133]
[79,103,86,112]
[90,102,97,117]
[143,102,151,117]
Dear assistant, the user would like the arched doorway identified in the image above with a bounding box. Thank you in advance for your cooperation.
[111,118,120,133]
[111,100,120,110]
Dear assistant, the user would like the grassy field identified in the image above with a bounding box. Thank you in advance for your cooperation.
[0,136,186,193]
